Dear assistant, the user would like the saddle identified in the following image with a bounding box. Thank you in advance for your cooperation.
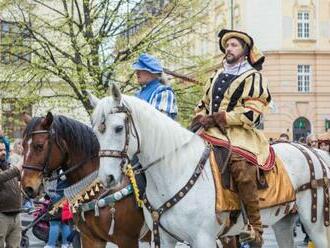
[213,146,268,190]
[209,148,296,213]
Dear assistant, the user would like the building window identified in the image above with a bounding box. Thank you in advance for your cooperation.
[0,21,31,64]
[297,11,310,38]
[297,65,311,92]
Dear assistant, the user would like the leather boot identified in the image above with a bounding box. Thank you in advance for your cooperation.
[230,154,263,248]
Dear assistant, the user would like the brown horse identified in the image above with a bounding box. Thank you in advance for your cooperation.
[21,112,147,248]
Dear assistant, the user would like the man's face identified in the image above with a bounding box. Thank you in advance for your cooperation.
[135,70,156,85]
[319,142,330,152]
[308,136,318,148]
[224,38,245,65]
[0,143,6,161]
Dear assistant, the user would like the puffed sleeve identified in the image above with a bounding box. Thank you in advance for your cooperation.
[225,72,271,128]
[150,88,178,119]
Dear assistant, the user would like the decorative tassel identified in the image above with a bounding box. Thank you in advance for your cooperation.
[108,207,116,235]
[81,211,86,222]
[94,184,100,192]
[123,164,144,207]
[90,189,95,196]
[94,202,100,216]
[84,192,89,200]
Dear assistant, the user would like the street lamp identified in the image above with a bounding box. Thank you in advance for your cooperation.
[231,0,234,29]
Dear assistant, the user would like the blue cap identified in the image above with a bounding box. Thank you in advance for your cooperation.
[132,53,163,74]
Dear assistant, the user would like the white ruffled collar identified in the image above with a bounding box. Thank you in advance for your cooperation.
[223,60,253,75]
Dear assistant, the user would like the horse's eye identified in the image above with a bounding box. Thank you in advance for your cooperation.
[33,143,44,152]
[115,125,124,133]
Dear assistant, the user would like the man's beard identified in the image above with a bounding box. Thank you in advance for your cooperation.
[226,53,243,65]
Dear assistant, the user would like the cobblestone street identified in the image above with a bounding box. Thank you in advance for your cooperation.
[23,213,308,248]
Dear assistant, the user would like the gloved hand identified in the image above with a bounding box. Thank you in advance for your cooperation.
[189,115,203,132]
[212,111,227,134]
[199,115,216,130]
[190,113,227,133]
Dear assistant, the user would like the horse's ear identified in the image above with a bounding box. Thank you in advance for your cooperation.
[41,112,54,129]
[110,83,122,103]
[21,112,32,124]
[84,90,99,108]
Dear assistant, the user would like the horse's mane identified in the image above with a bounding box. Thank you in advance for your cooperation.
[93,94,195,159]
[24,115,100,159]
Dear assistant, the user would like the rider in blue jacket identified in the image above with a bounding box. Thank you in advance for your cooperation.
[133,53,178,120]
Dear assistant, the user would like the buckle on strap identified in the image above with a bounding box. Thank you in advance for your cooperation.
[311,179,318,189]
[324,177,329,188]
[152,211,160,222]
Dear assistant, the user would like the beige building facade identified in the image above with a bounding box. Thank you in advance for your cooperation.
[200,0,330,141]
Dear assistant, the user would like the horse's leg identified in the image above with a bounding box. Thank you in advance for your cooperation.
[157,231,177,248]
[80,232,107,248]
[114,238,140,248]
[191,233,217,248]
[272,213,295,248]
[299,218,328,248]
[297,190,329,248]
[219,236,238,248]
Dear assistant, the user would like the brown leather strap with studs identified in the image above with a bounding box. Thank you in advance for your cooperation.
[290,143,318,223]
[143,145,210,248]
[290,143,329,225]
[309,148,330,226]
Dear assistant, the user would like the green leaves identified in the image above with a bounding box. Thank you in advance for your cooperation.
[0,0,216,127]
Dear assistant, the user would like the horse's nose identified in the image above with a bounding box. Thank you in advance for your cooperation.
[106,175,114,187]
[24,187,35,198]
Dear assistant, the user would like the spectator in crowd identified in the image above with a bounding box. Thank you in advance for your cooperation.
[0,128,10,161]
[10,138,23,165]
[0,142,23,248]
[278,133,289,142]
[298,136,306,144]
[318,132,330,152]
[306,134,318,148]
[44,177,73,248]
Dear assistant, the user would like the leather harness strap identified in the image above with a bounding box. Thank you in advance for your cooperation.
[143,145,210,248]
[290,143,330,226]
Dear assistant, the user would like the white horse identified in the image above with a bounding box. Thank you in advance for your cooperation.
[88,85,330,248]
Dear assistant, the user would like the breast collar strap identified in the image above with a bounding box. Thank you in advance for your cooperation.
[143,145,210,247]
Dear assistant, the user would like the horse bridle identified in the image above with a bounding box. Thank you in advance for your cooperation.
[98,105,141,171]
[22,129,68,178]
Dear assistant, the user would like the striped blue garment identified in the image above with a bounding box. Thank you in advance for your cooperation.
[135,79,178,120]
[150,87,178,120]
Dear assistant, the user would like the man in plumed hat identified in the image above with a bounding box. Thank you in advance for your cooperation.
[191,29,272,247]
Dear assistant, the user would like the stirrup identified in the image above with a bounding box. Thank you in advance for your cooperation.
[239,224,256,243]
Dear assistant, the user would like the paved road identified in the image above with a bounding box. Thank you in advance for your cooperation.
[22,213,309,247]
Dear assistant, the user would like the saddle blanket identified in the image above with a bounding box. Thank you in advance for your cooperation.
[200,132,275,170]
[209,149,296,213]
